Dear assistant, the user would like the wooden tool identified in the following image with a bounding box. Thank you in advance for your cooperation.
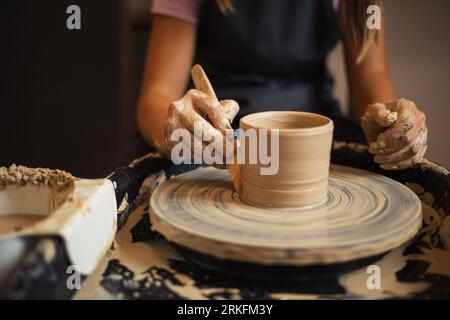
[190,64,242,193]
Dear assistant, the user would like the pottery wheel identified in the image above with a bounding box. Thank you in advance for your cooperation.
[149,165,422,266]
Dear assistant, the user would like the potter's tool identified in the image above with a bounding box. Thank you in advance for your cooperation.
[190,64,242,193]
[150,165,422,266]
[0,157,168,298]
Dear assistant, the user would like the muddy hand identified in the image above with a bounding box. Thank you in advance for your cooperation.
[360,99,427,170]
[158,89,239,168]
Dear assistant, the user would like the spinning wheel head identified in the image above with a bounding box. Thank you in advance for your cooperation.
[149,165,422,267]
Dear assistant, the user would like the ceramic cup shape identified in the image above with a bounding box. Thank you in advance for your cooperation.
[239,111,334,208]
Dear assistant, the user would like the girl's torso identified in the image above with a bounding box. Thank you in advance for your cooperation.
[195,0,342,120]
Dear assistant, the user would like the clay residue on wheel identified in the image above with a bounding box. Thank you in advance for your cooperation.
[419,159,449,176]
[0,164,76,236]
[0,164,75,191]
[137,170,167,205]
[129,151,164,168]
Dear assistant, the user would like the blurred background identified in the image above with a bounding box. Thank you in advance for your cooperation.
[0,0,449,178]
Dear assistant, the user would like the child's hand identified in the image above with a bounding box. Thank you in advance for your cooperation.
[157,89,239,168]
[360,99,427,170]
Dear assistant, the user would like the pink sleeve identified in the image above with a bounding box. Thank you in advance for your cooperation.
[333,0,341,11]
[152,0,203,25]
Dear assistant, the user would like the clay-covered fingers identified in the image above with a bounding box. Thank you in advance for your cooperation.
[374,127,426,162]
[378,143,427,170]
[360,117,383,147]
[179,106,224,142]
[168,90,222,138]
[361,103,397,146]
[220,99,240,123]
[370,111,425,156]
[160,87,238,167]
[158,100,186,157]
[366,103,398,127]
[360,99,428,170]
[371,99,419,153]
[165,103,228,167]
[181,131,227,169]
[178,92,234,163]
[163,93,219,146]
[189,90,232,132]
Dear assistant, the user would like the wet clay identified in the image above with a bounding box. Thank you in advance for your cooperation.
[0,164,74,192]
[0,164,75,236]
[239,112,333,207]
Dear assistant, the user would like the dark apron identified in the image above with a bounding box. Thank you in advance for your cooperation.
[195,0,342,121]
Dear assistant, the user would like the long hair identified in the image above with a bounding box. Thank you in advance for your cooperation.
[215,0,383,64]
[342,0,383,64]
[215,0,235,14]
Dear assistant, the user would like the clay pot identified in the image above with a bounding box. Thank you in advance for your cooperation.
[239,111,333,207]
